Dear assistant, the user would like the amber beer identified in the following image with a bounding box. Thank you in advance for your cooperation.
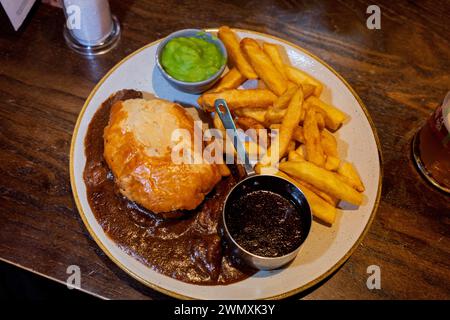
[412,92,450,193]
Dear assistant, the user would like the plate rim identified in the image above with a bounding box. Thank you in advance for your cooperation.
[69,28,383,300]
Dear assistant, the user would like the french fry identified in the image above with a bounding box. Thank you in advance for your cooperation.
[276,172,336,224]
[273,85,298,109]
[218,26,257,79]
[287,140,296,152]
[234,107,267,123]
[294,177,339,207]
[221,131,262,160]
[315,111,325,130]
[236,116,265,131]
[265,107,287,125]
[287,81,298,89]
[299,107,306,124]
[292,126,305,144]
[304,108,326,167]
[207,67,246,93]
[273,87,304,158]
[338,162,365,192]
[279,160,363,206]
[241,38,287,96]
[325,156,340,171]
[198,89,277,111]
[301,84,316,100]
[258,87,304,168]
[314,105,327,117]
[285,65,323,96]
[273,84,315,110]
[295,145,305,158]
[321,129,339,157]
[307,96,347,131]
[262,42,288,80]
[288,150,303,162]
[265,84,315,125]
[267,87,303,124]
[236,117,265,143]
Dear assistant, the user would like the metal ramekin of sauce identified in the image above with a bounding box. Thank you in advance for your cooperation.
[215,99,312,270]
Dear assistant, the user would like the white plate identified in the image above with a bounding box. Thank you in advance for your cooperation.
[70,29,382,299]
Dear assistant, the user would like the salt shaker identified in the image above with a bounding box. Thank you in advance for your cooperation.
[62,0,121,56]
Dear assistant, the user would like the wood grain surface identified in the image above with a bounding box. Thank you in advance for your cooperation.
[0,0,449,299]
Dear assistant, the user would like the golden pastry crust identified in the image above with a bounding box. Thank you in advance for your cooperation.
[103,98,221,213]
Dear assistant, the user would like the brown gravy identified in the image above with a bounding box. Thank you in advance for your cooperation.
[83,90,255,285]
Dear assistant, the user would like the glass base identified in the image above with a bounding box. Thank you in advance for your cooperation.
[412,131,450,194]
[63,15,121,56]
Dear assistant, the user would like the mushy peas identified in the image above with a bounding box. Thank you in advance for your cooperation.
[161,36,225,82]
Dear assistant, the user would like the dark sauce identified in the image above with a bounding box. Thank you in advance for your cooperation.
[226,190,305,257]
[83,89,255,285]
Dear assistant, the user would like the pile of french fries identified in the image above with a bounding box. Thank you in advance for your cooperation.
[198,26,365,225]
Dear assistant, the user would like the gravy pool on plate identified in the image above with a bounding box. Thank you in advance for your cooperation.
[83,90,255,285]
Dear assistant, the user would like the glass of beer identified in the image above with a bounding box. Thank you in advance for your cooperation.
[412,92,450,193]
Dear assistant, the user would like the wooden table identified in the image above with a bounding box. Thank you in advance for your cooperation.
[0,0,449,300]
